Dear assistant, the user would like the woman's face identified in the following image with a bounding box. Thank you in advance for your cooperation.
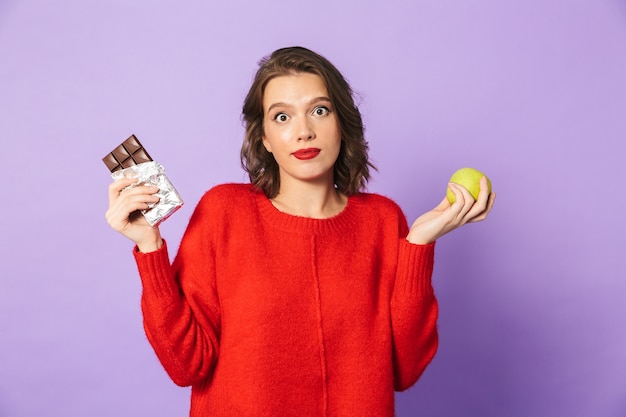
[262,72,341,190]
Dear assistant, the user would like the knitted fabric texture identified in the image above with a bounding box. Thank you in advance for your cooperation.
[134,183,438,417]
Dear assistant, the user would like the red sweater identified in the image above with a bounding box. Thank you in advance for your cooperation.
[133,183,438,417]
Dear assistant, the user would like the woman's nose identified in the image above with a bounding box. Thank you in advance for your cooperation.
[297,118,315,141]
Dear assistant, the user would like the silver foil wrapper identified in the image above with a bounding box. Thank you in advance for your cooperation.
[112,161,183,227]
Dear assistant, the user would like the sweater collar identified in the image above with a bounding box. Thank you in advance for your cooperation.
[254,188,359,235]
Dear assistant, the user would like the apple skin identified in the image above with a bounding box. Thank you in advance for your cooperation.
[446,167,492,204]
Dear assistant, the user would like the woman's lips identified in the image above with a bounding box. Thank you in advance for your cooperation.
[292,148,321,160]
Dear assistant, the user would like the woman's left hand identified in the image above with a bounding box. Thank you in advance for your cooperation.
[406,176,496,245]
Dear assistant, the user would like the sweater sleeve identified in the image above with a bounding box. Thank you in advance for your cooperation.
[390,239,438,391]
[133,193,221,387]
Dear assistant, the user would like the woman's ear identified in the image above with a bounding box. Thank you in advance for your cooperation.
[262,135,272,153]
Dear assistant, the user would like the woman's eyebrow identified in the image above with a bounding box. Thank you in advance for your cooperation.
[311,96,332,104]
[267,102,289,113]
[267,97,332,113]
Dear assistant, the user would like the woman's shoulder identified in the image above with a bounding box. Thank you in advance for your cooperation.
[196,183,260,212]
[352,191,404,214]
[349,192,407,225]
[349,192,408,232]
[202,182,257,198]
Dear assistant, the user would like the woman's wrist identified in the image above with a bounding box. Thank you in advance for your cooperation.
[136,231,164,253]
[406,228,437,245]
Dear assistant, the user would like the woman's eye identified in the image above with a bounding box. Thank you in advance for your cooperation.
[313,106,330,116]
[274,113,289,122]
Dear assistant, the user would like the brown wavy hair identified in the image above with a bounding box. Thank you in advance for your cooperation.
[240,46,375,198]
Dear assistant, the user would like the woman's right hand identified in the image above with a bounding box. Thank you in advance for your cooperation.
[106,177,164,252]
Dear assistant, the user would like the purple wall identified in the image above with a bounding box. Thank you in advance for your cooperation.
[1,1,625,416]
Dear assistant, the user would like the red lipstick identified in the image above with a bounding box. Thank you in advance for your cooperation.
[292,148,321,160]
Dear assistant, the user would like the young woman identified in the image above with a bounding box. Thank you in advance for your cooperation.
[106,46,495,417]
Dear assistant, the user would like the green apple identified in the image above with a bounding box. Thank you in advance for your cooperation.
[446,167,492,204]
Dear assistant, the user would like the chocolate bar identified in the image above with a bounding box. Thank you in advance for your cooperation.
[103,134,183,227]
[102,134,153,173]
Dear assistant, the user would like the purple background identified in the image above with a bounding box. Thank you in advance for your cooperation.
[1,1,625,416]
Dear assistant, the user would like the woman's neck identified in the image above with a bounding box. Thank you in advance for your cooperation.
[271,180,347,219]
